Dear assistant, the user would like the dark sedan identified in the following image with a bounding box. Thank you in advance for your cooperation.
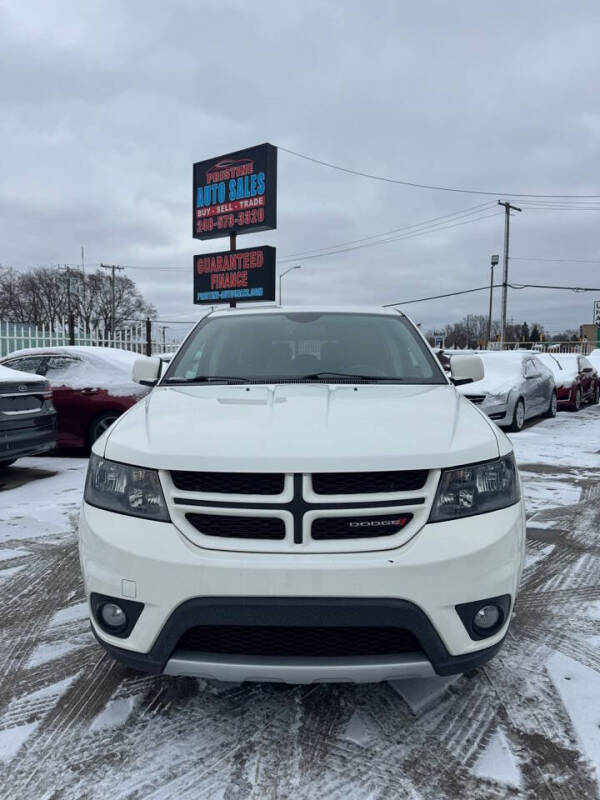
[1,347,149,449]
[0,364,57,467]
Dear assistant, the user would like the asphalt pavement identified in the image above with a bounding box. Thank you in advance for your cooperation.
[0,408,599,799]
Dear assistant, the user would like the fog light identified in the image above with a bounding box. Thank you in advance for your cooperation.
[473,604,501,632]
[100,602,127,631]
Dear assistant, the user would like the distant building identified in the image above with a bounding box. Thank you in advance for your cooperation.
[580,324,599,347]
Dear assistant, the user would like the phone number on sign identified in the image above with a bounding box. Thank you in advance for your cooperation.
[196,208,265,234]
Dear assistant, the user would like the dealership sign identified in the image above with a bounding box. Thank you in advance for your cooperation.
[193,143,277,240]
[194,245,276,305]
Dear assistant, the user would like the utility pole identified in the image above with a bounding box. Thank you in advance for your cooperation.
[99,264,125,336]
[498,201,522,346]
[81,246,86,334]
[487,254,500,348]
[60,265,76,345]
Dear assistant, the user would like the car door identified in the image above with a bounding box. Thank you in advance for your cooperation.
[579,357,593,400]
[522,358,546,417]
[44,355,86,446]
[532,357,554,411]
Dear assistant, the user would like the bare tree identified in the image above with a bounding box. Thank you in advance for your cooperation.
[0,265,156,331]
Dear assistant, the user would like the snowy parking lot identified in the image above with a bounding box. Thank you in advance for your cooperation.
[0,408,599,799]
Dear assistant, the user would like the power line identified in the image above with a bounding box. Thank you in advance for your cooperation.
[278,210,501,264]
[511,256,600,264]
[282,201,495,259]
[279,146,600,199]
[384,282,600,308]
[58,207,500,272]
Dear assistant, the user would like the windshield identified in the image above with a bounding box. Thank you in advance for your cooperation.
[163,312,446,384]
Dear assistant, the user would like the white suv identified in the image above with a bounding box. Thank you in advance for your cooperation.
[79,307,525,683]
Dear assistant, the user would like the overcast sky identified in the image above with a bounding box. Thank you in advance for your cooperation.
[1,0,599,338]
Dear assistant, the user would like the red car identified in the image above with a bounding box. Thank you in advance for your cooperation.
[0,346,149,449]
[537,353,600,410]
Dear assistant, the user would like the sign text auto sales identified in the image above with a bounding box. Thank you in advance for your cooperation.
[193,143,277,240]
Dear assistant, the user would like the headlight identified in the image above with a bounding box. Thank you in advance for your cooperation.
[487,392,508,404]
[429,453,520,522]
[84,454,170,521]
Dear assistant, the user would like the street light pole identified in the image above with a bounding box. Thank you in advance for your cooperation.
[279,264,302,305]
[487,254,499,348]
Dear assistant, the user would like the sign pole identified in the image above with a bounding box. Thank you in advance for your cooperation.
[229,233,237,308]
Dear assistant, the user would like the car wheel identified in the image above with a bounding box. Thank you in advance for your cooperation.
[0,459,17,469]
[544,391,558,418]
[570,387,582,412]
[508,398,525,432]
[88,412,120,447]
[592,384,600,405]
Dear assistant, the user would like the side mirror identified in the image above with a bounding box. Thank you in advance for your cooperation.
[450,355,484,386]
[132,357,161,386]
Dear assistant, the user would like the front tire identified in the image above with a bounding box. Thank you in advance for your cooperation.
[544,391,558,418]
[87,412,120,448]
[508,398,525,432]
[591,384,600,405]
[570,387,582,412]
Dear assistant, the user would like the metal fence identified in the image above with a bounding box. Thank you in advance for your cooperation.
[0,320,182,358]
[489,341,596,354]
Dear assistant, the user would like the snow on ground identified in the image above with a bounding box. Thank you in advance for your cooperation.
[0,457,86,544]
[0,407,599,798]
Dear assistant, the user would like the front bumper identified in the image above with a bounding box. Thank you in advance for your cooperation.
[79,501,525,682]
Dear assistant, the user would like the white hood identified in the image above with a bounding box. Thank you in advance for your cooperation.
[101,383,500,472]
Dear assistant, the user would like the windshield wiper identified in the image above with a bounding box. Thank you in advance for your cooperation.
[299,371,406,382]
[163,375,250,384]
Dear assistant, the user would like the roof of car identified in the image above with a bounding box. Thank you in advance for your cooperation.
[206,305,405,318]
[1,345,142,361]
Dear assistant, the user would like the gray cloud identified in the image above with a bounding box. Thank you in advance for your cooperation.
[1,0,599,339]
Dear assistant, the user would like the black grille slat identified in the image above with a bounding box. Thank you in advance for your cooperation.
[312,513,413,540]
[171,471,284,495]
[177,625,422,657]
[186,512,285,540]
[312,470,428,495]
[464,395,486,404]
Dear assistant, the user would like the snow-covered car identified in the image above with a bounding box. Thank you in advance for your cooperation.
[0,346,150,449]
[80,306,526,684]
[457,352,557,432]
[536,353,600,410]
[588,348,600,373]
[0,364,57,468]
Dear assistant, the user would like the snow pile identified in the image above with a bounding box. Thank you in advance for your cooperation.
[472,728,522,788]
[547,652,600,778]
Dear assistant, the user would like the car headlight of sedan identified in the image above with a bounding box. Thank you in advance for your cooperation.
[84,454,170,521]
[429,453,520,522]
[487,392,508,405]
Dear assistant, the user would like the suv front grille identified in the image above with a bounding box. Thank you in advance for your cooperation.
[186,512,285,540]
[312,512,413,540]
[312,470,428,495]
[177,625,422,657]
[171,471,284,495]
[464,395,486,404]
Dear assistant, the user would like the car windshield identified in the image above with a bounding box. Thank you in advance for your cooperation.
[163,312,446,384]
